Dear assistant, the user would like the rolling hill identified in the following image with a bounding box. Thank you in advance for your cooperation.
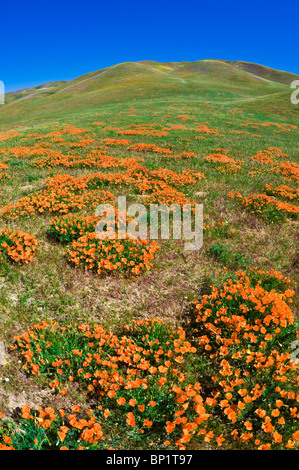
[0,57,298,451]
[0,59,298,126]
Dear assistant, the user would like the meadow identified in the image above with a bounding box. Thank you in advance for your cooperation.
[0,60,298,450]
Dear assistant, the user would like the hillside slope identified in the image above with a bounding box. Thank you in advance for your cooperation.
[0,59,298,126]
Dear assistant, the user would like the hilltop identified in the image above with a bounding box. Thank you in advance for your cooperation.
[1,59,298,127]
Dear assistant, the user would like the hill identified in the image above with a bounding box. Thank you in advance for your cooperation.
[0,57,298,451]
[1,59,298,126]
[225,60,299,85]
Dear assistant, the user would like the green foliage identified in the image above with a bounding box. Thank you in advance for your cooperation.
[208,243,249,268]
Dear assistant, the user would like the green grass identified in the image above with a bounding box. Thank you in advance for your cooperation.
[0,59,298,450]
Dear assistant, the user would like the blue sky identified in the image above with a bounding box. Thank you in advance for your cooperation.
[1,0,298,92]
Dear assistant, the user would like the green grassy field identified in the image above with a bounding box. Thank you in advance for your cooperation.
[0,59,298,450]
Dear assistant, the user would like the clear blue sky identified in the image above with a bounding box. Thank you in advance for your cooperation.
[1,0,298,92]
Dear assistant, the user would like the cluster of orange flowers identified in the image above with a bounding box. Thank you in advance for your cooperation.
[49,209,138,242]
[204,153,243,173]
[161,151,198,159]
[189,270,299,449]
[240,122,297,134]
[163,124,187,131]
[100,138,131,146]
[20,125,96,149]
[151,168,204,187]
[5,319,204,449]
[0,228,38,265]
[49,214,99,243]
[0,175,115,220]
[66,232,160,275]
[36,163,204,275]
[0,144,142,170]
[0,129,20,143]
[250,148,299,183]
[117,123,169,137]
[248,267,292,285]
[0,148,204,220]
[177,115,189,121]
[228,148,299,219]
[271,161,299,183]
[228,192,299,221]
[264,184,299,201]
[230,129,261,138]
[144,182,193,207]
[0,161,10,182]
[127,143,172,155]
[262,122,297,133]
[0,406,105,450]
[2,270,298,449]
[1,141,198,170]
[252,151,276,165]
[251,147,286,165]
[24,125,92,140]
[196,124,220,135]
[48,207,160,276]
[33,151,144,170]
